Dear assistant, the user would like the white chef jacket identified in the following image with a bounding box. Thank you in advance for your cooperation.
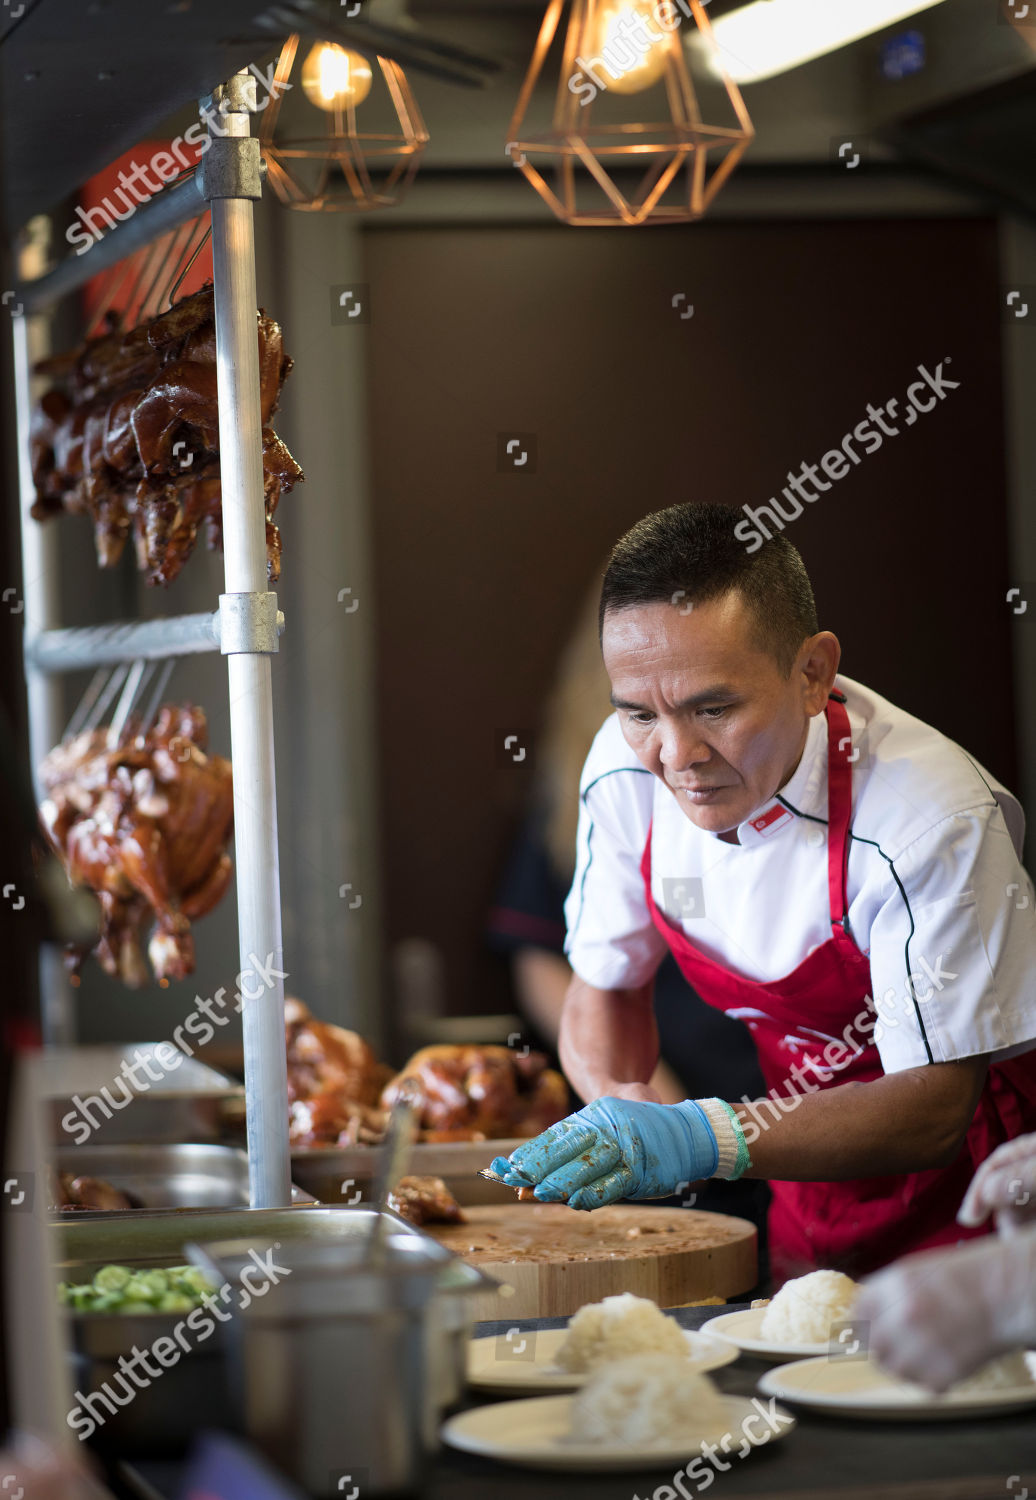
[563,673,1036,1075]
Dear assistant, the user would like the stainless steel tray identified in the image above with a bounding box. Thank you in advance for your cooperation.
[42,1043,246,1146]
[55,1205,495,1458]
[52,1143,313,1212]
[289,1136,527,1206]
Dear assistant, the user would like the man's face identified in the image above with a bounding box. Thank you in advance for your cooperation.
[601,591,831,837]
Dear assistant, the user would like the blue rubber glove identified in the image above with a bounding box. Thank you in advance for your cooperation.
[488,1097,719,1210]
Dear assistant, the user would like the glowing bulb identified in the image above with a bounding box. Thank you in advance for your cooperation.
[300,42,373,111]
[583,0,672,96]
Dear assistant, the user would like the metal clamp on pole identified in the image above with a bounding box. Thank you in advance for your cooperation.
[198,73,265,201]
[198,136,264,201]
[218,593,283,655]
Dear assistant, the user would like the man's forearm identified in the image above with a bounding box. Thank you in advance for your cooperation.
[734,1058,989,1181]
[558,975,658,1103]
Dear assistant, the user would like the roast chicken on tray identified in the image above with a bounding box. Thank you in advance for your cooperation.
[49,1171,136,1213]
[39,705,233,986]
[382,1043,570,1141]
[30,286,303,586]
[285,998,569,1148]
[286,997,395,1147]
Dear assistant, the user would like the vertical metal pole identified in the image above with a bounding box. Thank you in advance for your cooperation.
[208,77,291,1208]
[13,221,76,1044]
[4,1056,78,1450]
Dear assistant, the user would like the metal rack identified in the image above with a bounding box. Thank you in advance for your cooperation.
[12,70,292,1208]
[7,6,502,1210]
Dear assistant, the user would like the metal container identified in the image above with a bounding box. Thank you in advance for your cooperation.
[52,1143,313,1212]
[188,1229,454,1497]
[290,1137,527,1207]
[43,1044,246,1146]
[55,1205,492,1460]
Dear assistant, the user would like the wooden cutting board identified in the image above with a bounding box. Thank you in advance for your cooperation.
[426,1203,757,1320]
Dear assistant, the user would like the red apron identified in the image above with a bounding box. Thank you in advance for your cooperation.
[640,691,1036,1283]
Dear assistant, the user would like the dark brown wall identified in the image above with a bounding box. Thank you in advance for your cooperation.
[364,217,1013,1023]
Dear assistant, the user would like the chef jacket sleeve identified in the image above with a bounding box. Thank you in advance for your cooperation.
[865,802,1036,1071]
[563,750,668,992]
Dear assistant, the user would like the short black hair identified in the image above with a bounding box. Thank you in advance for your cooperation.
[599,502,818,676]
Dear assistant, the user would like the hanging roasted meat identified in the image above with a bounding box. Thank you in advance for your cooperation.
[29,286,303,586]
[39,705,234,986]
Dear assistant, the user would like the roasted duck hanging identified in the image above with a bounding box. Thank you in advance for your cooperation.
[39,704,234,986]
[29,286,303,586]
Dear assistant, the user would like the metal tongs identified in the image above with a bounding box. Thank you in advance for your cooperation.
[365,1094,418,1267]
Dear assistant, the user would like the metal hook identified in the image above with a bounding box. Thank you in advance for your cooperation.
[168,221,212,307]
[137,658,176,739]
[107,659,155,748]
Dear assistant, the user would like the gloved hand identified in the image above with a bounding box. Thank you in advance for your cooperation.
[958,1132,1036,1237]
[853,1226,1036,1392]
[488,1096,719,1210]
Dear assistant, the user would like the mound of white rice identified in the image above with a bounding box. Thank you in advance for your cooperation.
[948,1350,1036,1394]
[876,1348,1036,1397]
[759,1269,859,1344]
[569,1354,730,1446]
[555,1293,689,1372]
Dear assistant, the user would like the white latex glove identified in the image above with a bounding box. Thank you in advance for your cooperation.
[853,1226,1036,1392]
[958,1132,1036,1236]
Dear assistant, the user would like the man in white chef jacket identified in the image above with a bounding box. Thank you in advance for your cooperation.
[490,502,1036,1283]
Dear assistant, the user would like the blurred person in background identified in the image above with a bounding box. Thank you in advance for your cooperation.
[487,571,771,1275]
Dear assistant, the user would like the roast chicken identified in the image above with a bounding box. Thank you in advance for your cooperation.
[30,286,303,586]
[284,997,569,1147]
[387,1175,466,1226]
[39,705,234,986]
[49,1171,137,1213]
[382,1044,570,1141]
[285,997,392,1147]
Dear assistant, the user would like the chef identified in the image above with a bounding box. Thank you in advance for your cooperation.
[490,501,1036,1283]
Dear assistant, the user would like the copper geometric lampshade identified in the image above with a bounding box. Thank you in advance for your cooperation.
[507,0,753,226]
[258,34,429,213]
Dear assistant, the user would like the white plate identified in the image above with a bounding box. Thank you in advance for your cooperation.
[441,1393,796,1472]
[700,1307,831,1360]
[758,1353,1036,1421]
[467,1326,738,1393]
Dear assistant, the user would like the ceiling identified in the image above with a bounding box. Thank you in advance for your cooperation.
[2,0,1035,245]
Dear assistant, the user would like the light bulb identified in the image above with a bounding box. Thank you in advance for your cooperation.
[300,42,373,111]
[582,0,672,95]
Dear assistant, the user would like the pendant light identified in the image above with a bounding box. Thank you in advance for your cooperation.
[259,34,429,212]
[507,0,753,226]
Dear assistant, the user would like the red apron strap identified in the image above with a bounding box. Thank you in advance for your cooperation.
[825,692,853,936]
